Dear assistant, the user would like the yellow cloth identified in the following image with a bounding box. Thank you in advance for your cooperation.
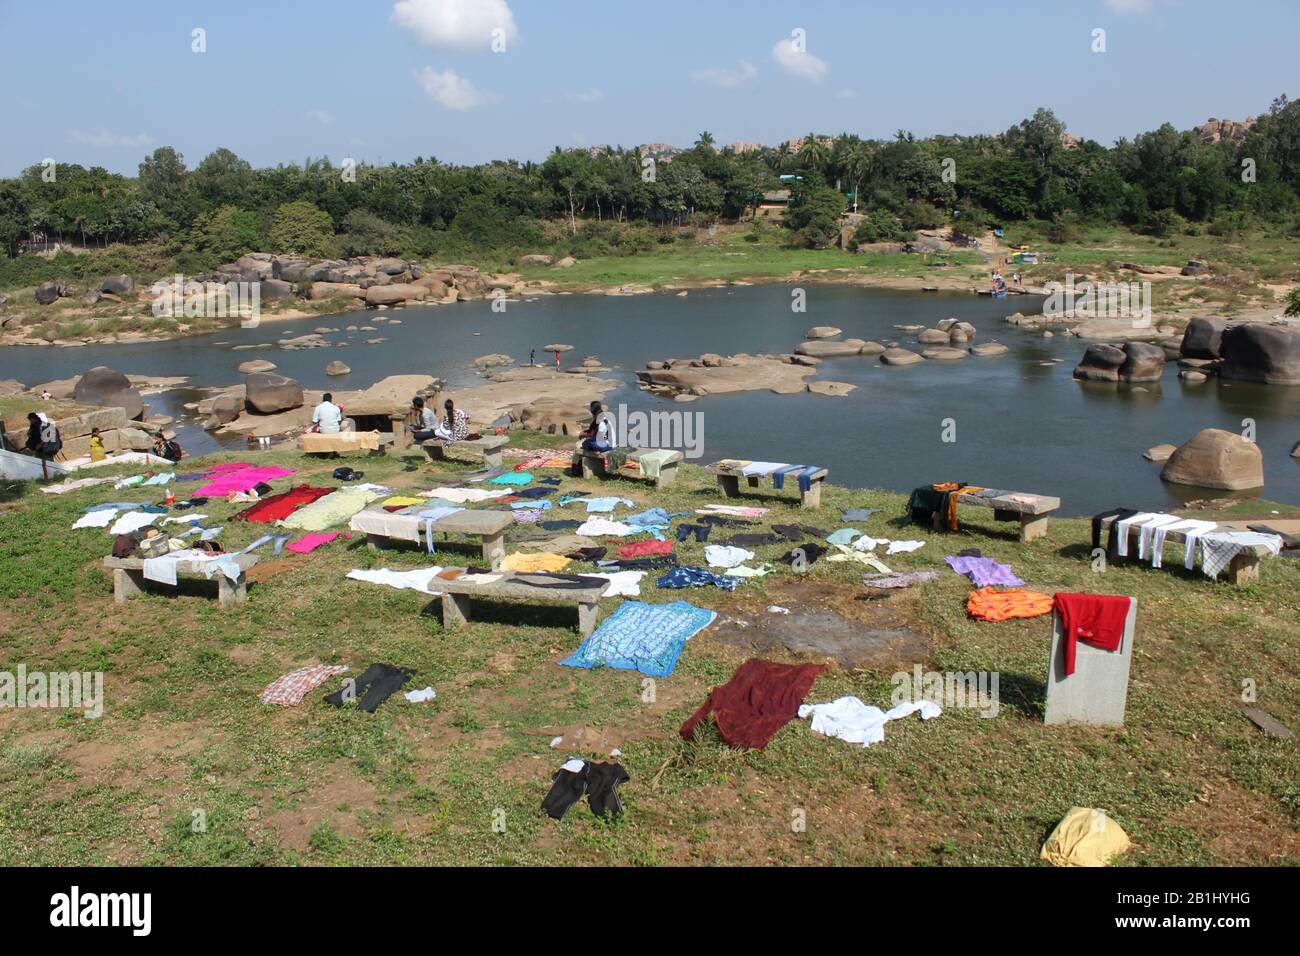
[499,552,571,573]
[89,436,106,462]
[300,430,381,453]
[1040,807,1131,867]
[381,496,425,508]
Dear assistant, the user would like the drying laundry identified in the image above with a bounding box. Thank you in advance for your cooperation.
[827,528,863,546]
[73,509,119,529]
[540,759,630,820]
[162,514,207,526]
[280,487,382,531]
[944,555,1024,587]
[1198,530,1283,579]
[576,517,637,537]
[841,507,882,522]
[420,486,511,503]
[1135,514,1183,561]
[697,504,769,518]
[798,695,942,748]
[500,552,570,573]
[966,587,1054,622]
[680,659,827,751]
[194,466,295,498]
[738,461,784,477]
[780,542,827,567]
[488,472,534,486]
[261,664,349,707]
[1112,512,1158,558]
[561,599,716,677]
[583,570,646,597]
[724,564,772,578]
[704,544,754,568]
[323,662,412,713]
[885,540,925,555]
[614,539,673,560]
[676,523,711,543]
[404,686,437,703]
[286,532,345,554]
[346,566,444,593]
[560,495,635,513]
[108,511,159,536]
[657,566,739,591]
[1148,519,1217,569]
[862,571,940,590]
[827,544,891,573]
[1053,593,1130,676]
[1040,807,1132,868]
[633,449,678,479]
[40,476,116,495]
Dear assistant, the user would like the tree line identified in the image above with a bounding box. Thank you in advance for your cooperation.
[1,96,1297,270]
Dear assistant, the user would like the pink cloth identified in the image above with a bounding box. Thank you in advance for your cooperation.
[286,532,346,554]
[195,466,296,497]
[205,461,253,475]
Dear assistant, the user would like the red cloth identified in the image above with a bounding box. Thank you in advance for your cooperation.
[1053,593,1130,676]
[229,485,335,523]
[680,658,827,751]
[614,539,674,559]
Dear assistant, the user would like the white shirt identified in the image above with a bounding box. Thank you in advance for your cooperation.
[312,401,343,433]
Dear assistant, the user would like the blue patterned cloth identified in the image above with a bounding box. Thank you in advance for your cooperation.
[560,600,717,677]
[656,566,739,591]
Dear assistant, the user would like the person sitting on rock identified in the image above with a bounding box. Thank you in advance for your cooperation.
[311,392,343,434]
[408,396,438,442]
[579,401,616,453]
[433,398,469,447]
[153,432,183,463]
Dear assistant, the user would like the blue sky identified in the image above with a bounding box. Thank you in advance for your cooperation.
[1,0,1296,176]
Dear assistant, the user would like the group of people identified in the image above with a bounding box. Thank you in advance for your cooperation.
[9,413,182,464]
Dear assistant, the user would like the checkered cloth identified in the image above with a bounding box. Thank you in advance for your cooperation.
[261,664,348,706]
[1199,531,1282,579]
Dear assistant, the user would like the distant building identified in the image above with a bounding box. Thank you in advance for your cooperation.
[727,141,764,154]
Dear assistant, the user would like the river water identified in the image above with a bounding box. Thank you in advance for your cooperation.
[5,284,1297,515]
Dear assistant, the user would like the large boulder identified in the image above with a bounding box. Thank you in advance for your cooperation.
[880,347,925,367]
[244,372,304,414]
[1117,341,1166,382]
[100,274,133,295]
[365,284,427,306]
[259,278,295,302]
[74,366,144,418]
[805,326,842,339]
[272,258,313,282]
[794,338,867,357]
[1180,316,1229,360]
[517,254,554,266]
[35,281,65,305]
[238,359,277,375]
[1218,324,1300,386]
[308,282,363,301]
[325,361,351,376]
[1072,344,1127,382]
[969,342,1009,357]
[1161,428,1264,490]
[917,328,951,345]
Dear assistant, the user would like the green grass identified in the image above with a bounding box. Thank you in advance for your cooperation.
[0,444,1295,866]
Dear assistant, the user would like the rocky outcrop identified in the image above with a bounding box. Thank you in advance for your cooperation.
[1193,117,1254,145]
[238,359,277,375]
[101,274,133,296]
[35,282,67,305]
[880,347,925,367]
[473,354,513,369]
[805,326,842,339]
[807,381,856,396]
[795,338,869,357]
[1161,428,1264,490]
[1181,259,1211,277]
[73,366,144,419]
[244,372,304,414]
[1073,342,1165,382]
[517,254,554,266]
[968,342,1009,357]
[365,284,427,307]
[636,353,815,396]
[1179,317,1228,360]
[1218,324,1300,386]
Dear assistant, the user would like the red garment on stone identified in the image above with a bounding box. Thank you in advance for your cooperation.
[230,485,335,523]
[1053,593,1130,676]
[614,539,674,559]
[680,658,827,750]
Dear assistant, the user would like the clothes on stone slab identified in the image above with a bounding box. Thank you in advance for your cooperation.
[420,486,509,504]
[1041,807,1132,868]
[862,571,940,590]
[614,539,674,560]
[841,507,882,522]
[142,548,211,586]
[261,664,349,707]
[769,463,805,489]
[323,662,413,713]
[704,544,755,569]
[280,487,382,532]
[346,566,444,593]
[779,542,827,567]
[944,554,1024,588]
[772,465,823,493]
[656,565,739,591]
[799,695,941,748]
[1134,513,1183,561]
[583,570,646,597]
[561,599,716,677]
[1145,519,1218,569]
[1112,512,1158,558]
[576,517,637,537]
[738,461,784,477]
[286,532,345,554]
[771,523,829,541]
[826,544,892,574]
[676,523,711,543]
[634,449,678,479]
[1198,530,1283,579]
[500,551,571,573]
[827,527,862,546]
[680,658,827,751]
[109,511,160,536]
[1053,593,1129,676]
[1090,507,1140,558]
[194,466,295,498]
[967,587,1054,622]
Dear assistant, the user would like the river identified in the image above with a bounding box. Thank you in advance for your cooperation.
[5,284,1298,515]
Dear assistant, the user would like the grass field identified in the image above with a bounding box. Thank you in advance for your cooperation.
[0,441,1296,867]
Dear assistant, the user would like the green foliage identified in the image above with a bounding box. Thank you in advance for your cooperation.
[786,181,846,248]
[1285,288,1300,316]
[267,201,337,258]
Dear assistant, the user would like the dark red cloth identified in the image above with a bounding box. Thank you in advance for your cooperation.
[680,658,827,751]
[1053,593,1130,676]
[229,485,334,523]
[614,539,674,559]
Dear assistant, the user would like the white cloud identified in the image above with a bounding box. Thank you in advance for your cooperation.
[416,67,496,110]
[572,88,603,103]
[691,61,758,89]
[392,0,519,51]
[771,37,829,82]
[66,129,151,148]
[1104,0,1154,12]
[309,110,336,125]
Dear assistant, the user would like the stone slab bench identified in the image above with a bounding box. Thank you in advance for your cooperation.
[429,571,607,636]
[418,435,508,469]
[576,446,683,489]
[299,430,386,456]
[934,490,1061,542]
[1094,516,1275,584]
[351,507,511,567]
[710,461,828,509]
[103,553,258,608]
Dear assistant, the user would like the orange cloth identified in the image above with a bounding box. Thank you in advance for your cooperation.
[966,587,1053,622]
[932,483,985,531]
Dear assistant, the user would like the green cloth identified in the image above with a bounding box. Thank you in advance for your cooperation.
[279,488,381,531]
[635,448,678,479]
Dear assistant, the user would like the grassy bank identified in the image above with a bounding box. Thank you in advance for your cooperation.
[0,441,1295,866]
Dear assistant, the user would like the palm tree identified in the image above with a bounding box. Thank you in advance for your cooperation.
[844,142,873,212]
[694,131,716,152]
[800,133,829,174]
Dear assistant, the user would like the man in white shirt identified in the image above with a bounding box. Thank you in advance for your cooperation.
[312,393,344,433]
[580,401,615,452]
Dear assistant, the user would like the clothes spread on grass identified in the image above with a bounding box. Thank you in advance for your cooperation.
[73,509,119,529]
[280,487,382,531]
[109,511,160,536]
[779,542,826,567]
[500,552,570,573]
[944,554,1025,588]
[862,571,940,590]
[680,658,827,751]
[286,532,345,554]
[676,523,711,543]
[826,544,892,573]
[488,471,534,486]
[559,495,635,513]
[346,566,444,593]
[1040,807,1132,868]
[614,539,674,560]
[827,528,862,546]
[798,695,942,748]
[576,517,637,537]
[404,686,437,703]
[561,600,716,677]
[1053,593,1130,676]
[583,570,646,597]
[323,662,412,713]
[657,566,739,591]
[1198,530,1283,579]
[194,465,295,498]
[841,507,882,522]
[703,544,754,569]
[724,564,772,578]
[261,664,349,707]
[40,476,116,495]
[541,758,629,820]
[966,587,1054,621]
[230,485,335,523]
[697,504,769,518]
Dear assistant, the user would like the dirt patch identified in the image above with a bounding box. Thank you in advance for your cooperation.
[1172,781,1300,864]
[261,761,378,851]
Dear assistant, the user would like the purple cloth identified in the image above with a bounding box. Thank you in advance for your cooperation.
[194,466,296,497]
[944,555,1024,587]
